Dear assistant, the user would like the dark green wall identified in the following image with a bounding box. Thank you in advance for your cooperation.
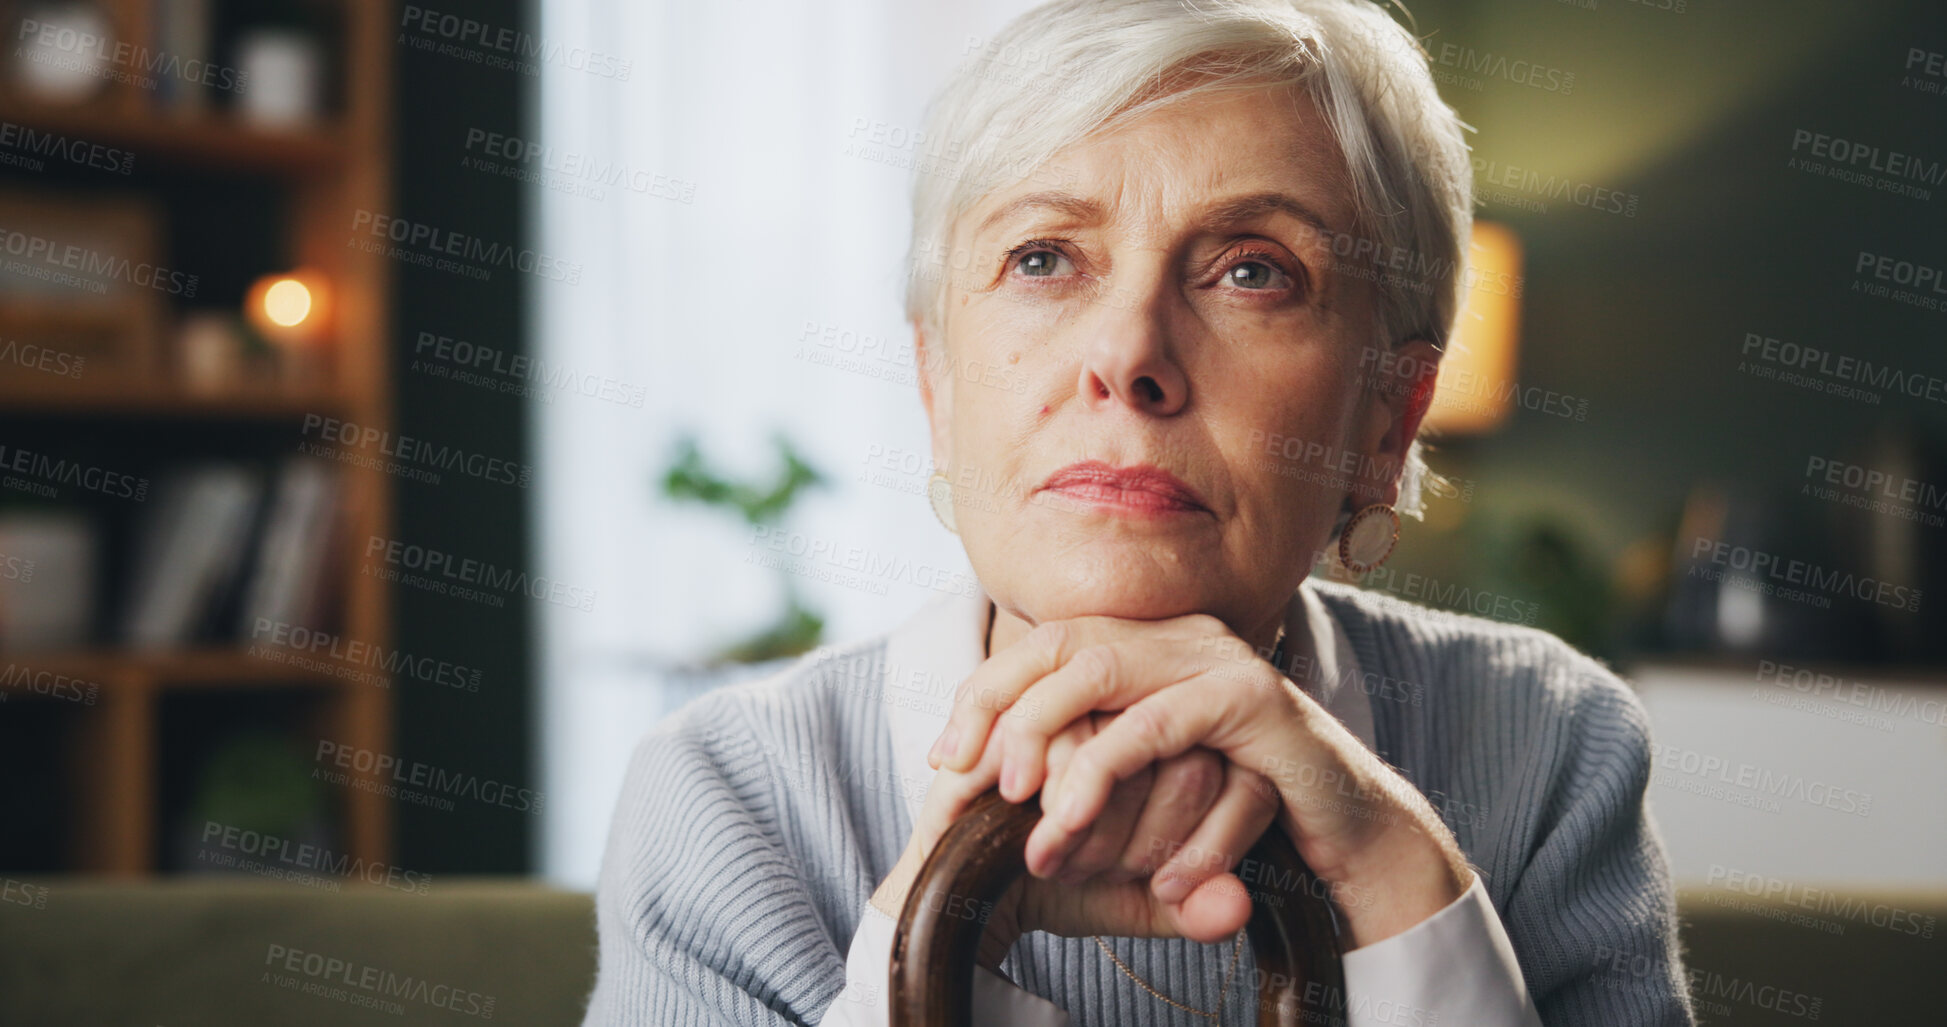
[390,0,536,873]
[1374,0,1947,663]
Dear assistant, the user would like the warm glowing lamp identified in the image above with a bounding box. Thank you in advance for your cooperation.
[263,278,313,327]
[245,269,330,345]
[1423,222,1523,435]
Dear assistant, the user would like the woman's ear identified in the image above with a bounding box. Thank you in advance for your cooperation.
[913,320,955,472]
[1385,336,1442,456]
[1355,335,1442,504]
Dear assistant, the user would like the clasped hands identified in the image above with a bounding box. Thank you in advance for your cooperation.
[869,612,1474,970]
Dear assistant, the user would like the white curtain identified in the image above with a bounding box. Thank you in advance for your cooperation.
[533,0,1042,886]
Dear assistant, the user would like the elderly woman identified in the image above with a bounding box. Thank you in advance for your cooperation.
[583,0,1694,1024]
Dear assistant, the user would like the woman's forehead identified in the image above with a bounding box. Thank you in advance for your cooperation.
[959,85,1358,243]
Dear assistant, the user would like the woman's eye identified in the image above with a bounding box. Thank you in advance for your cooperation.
[1013,249,1073,277]
[1224,259,1290,290]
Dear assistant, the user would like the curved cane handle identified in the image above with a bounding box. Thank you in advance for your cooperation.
[889,788,1345,1026]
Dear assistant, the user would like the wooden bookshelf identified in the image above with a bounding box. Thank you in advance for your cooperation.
[15,647,364,873]
[10,649,352,689]
[0,380,354,419]
[0,1,397,877]
[0,101,345,177]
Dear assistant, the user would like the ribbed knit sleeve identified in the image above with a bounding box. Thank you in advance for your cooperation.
[1316,582,1697,1027]
[580,643,905,1026]
[1500,650,1697,1026]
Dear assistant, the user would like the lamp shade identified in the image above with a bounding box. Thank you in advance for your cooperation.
[1423,221,1524,435]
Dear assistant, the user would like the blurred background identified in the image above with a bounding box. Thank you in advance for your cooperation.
[0,0,1942,1023]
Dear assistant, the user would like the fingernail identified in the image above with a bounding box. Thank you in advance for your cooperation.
[930,724,959,767]
[1153,870,1191,904]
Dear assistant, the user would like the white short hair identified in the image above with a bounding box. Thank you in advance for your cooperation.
[903,0,1474,519]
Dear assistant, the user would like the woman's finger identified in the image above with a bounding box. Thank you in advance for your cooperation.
[1042,671,1324,844]
[1033,713,1144,882]
[928,618,1091,775]
[1027,715,1092,877]
[1103,747,1227,884]
[990,634,1209,803]
[1020,871,1252,946]
[911,723,1008,856]
[930,613,1214,776]
[1171,872,1256,945]
[1038,713,1087,816]
[1039,760,1153,882]
[1149,764,1281,905]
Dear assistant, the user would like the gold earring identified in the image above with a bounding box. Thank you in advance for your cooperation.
[927,472,958,535]
[1338,503,1399,574]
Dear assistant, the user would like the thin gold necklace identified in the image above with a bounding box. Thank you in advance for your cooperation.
[1091,928,1246,1021]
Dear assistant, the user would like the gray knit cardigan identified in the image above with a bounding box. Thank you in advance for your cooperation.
[580,580,1697,1026]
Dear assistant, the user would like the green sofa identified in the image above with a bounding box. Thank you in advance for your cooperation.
[1,878,1939,1024]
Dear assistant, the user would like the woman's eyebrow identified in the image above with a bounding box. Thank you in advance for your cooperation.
[976,191,1106,236]
[974,189,1336,244]
[1201,192,1335,238]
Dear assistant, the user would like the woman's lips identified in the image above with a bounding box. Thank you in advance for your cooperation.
[1036,460,1209,518]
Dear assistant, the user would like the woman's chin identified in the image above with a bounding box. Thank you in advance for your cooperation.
[970,527,1244,621]
[993,572,1226,625]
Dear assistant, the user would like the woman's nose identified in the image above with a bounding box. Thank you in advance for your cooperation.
[1077,290,1189,417]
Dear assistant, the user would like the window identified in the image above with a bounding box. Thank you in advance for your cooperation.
[533,0,1039,886]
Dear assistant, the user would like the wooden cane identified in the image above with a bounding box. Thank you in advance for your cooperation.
[890,788,1345,1025]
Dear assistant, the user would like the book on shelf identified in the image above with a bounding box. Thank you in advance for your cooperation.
[119,462,262,648]
[235,456,343,639]
[118,457,342,650]
[152,0,213,113]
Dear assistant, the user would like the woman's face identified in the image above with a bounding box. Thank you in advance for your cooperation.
[918,83,1435,638]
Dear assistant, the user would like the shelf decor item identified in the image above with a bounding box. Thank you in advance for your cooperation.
[175,729,334,876]
[0,190,166,385]
[176,311,247,392]
[235,27,324,129]
[8,1,116,106]
[0,509,96,650]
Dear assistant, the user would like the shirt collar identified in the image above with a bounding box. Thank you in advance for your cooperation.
[879,579,1374,832]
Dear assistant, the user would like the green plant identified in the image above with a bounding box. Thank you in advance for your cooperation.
[659,432,829,663]
[661,433,822,525]
[186,730,325,839]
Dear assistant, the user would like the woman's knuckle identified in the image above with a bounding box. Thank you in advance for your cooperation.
[1076,644,1118,693]
[1120,702,1170,748]
[1163,752,1223,806]
[1029,619,1071,655]
[1238,769,1282,816]
[997,708,1038,750]
[1244,770,1284,809]
[1065,744,1106,783]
